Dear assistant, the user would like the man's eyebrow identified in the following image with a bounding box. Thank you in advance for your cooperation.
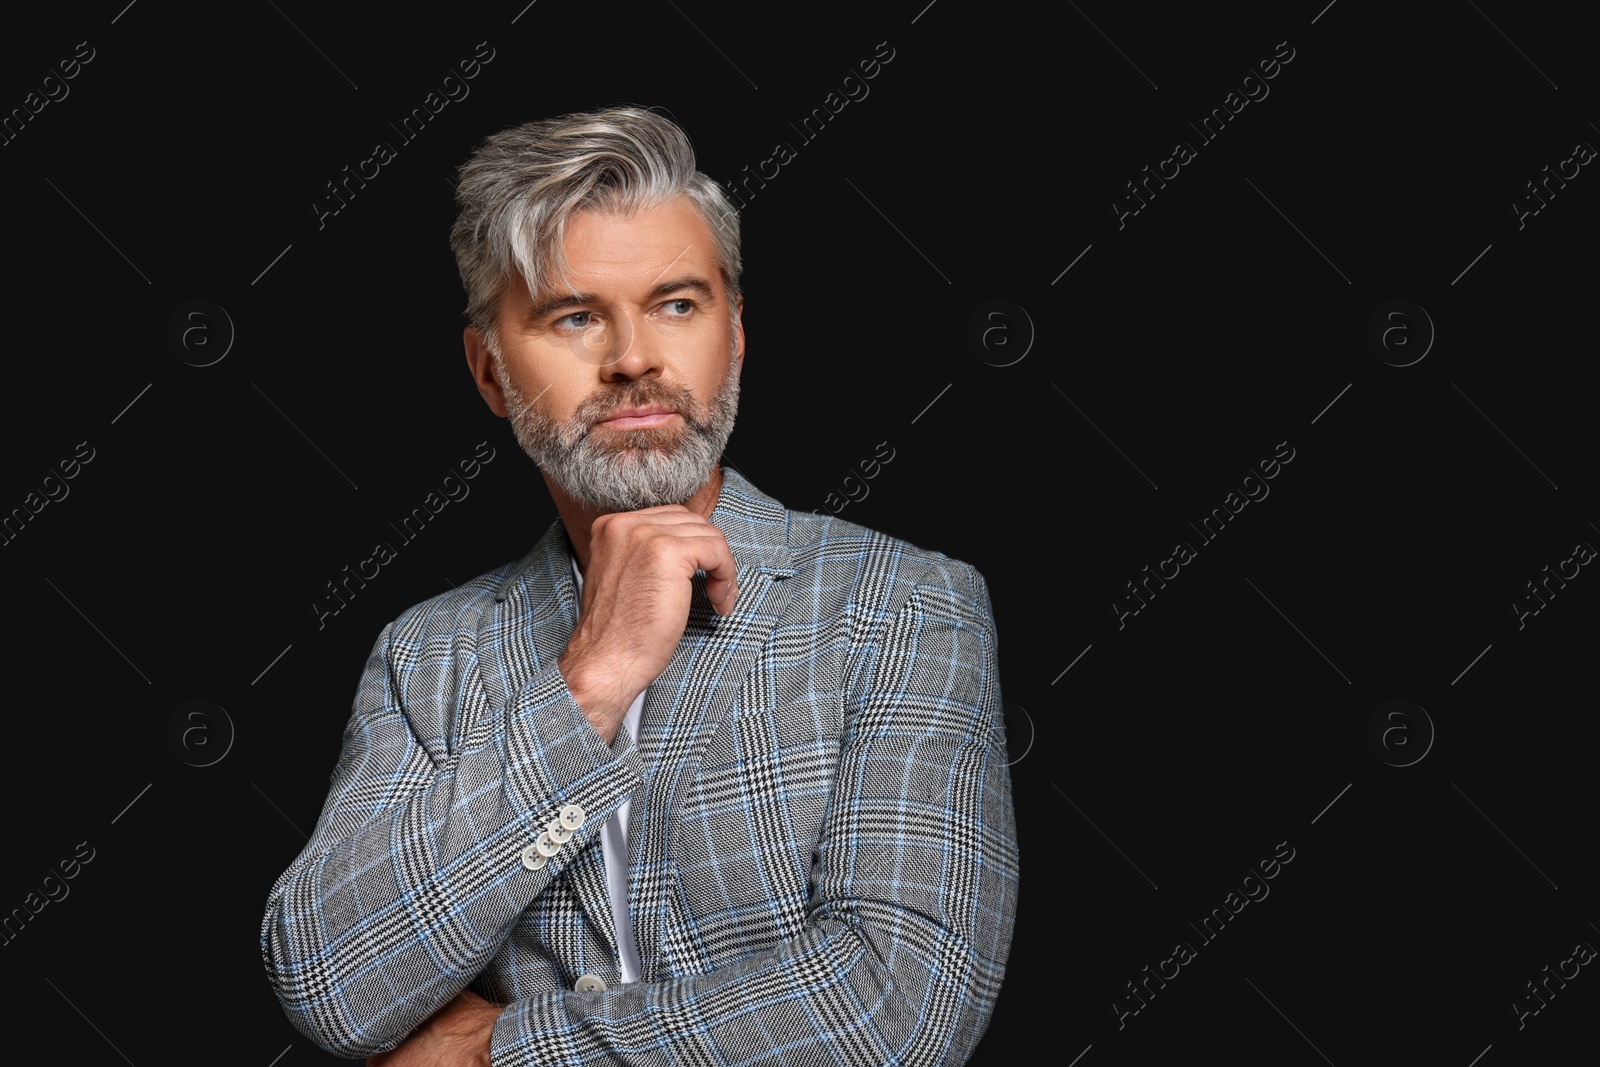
[647,276,718,304]
[526,291,598,323]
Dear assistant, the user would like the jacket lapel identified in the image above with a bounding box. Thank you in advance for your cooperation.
[630,468,798,980]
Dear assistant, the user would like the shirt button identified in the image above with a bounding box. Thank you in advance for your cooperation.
[520,844,547,871]
[535,831,562,858]
[574,974,607,994]
[559,804,586,830]
[546,819,574,845]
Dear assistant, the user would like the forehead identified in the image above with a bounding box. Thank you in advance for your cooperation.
[548,195,721,295]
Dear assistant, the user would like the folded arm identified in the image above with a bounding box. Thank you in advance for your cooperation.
[261,618,642,1058]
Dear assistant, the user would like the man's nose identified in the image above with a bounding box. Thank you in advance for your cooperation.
[594,309,661,378]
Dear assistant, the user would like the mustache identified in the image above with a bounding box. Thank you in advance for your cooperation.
[578,383,696,426]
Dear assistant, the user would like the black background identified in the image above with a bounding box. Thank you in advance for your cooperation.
[2,2,1594,1064]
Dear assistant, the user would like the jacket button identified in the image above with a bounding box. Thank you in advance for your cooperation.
[520,844,546,871]
[574,974,607,994]
[559,804,586,830]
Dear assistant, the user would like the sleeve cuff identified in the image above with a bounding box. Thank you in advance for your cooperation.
[498,667,643,852]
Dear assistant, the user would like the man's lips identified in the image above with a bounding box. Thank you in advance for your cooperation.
[598,406,678,429]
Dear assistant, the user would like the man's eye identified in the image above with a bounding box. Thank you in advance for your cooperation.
[558,311,593,329]
[663,299,694,317]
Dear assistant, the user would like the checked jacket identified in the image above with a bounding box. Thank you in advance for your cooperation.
[261,467,1019,1066]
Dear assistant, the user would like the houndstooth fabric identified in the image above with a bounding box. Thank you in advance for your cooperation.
[261,468,1019,1065]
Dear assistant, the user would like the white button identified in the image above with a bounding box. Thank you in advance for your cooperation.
[574,974,607,994]
[546,819,574,844]
[520,844,546,871]
[559,804,586,830]
[535,832,562,858]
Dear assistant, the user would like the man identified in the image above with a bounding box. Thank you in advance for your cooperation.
[261,106,1019,1067]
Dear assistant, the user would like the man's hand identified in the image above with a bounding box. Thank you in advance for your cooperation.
[559,505,739,743]
[366,988,502,1067]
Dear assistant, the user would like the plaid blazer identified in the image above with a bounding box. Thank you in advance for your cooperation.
[261,468,1019,1065]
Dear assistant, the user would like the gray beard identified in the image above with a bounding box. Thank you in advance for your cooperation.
[496,352,740,513]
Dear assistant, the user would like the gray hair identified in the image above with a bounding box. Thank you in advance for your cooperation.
[449,106,743,355]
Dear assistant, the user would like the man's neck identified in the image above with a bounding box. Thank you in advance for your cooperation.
[548,464,725,576]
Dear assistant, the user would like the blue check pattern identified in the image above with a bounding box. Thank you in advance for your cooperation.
[261,468,1019,1065]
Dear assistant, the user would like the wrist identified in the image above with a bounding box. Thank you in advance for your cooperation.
[558,654,626,744]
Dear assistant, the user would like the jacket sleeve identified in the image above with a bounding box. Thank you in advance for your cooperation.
[260,614,644,1058]
[488,560,1020,1067]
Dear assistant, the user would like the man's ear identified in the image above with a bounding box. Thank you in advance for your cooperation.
[464,326,509,418]
[732,295,745,374]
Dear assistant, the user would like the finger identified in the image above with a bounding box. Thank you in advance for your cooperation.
[591,505,704,530]
[613,521,724,546]
[697,543,740,614]
[619,526,735,574]
[707,575,740,615]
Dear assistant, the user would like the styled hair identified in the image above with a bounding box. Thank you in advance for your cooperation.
[449,106,742,354]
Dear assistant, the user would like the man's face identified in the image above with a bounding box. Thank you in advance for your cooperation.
[476,195,744,513]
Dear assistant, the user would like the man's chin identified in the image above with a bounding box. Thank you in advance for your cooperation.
[548,454,717,512]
